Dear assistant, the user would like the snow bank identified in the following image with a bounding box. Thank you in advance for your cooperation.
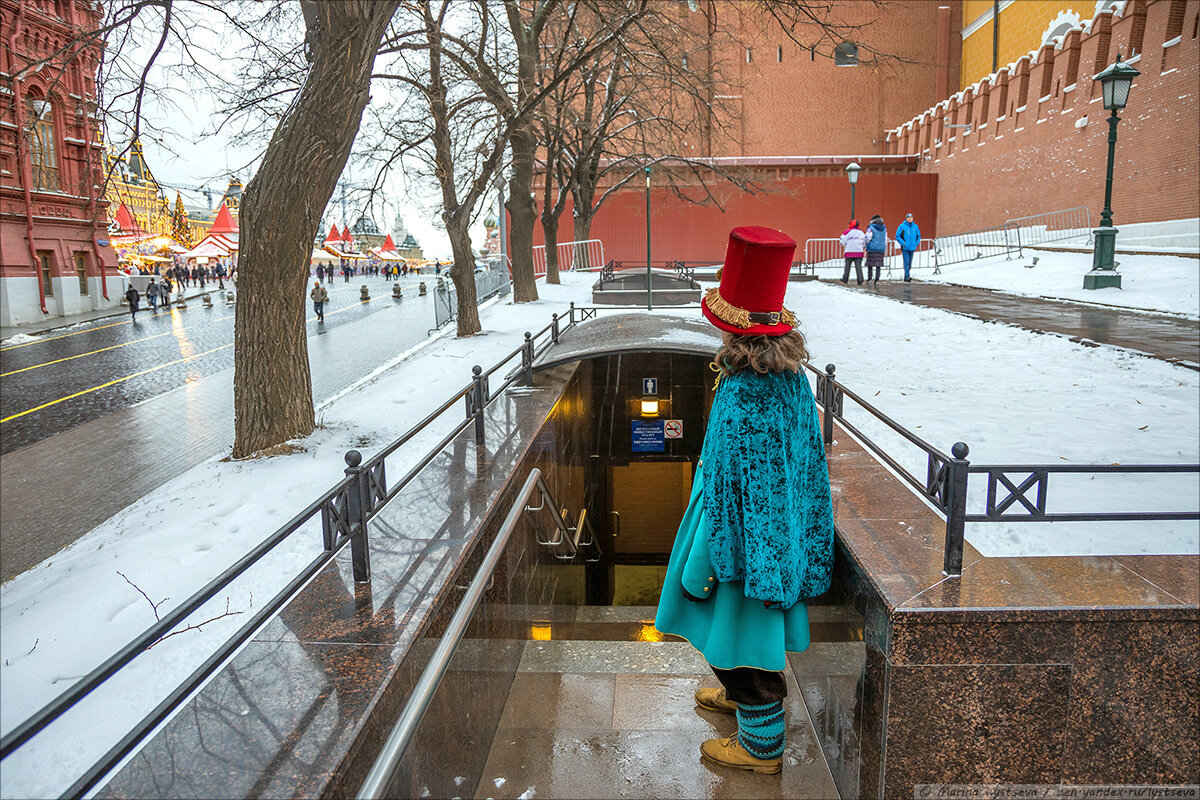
[786,280,1199,558]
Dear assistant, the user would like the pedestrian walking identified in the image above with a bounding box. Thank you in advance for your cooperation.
[147,278,159,312]
[311,280,329,323]
[864,214,887,285]
[839,220,867,285]
[655,226,835,776]
[160,278,172,308]
[124,284,141,319]
[895,212,922,283]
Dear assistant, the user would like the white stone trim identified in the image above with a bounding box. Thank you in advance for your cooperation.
[962,0,1016,40]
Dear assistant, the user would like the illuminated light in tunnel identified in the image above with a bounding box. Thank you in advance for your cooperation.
[530,621,553,641]
[636,622,664,642]
[640,395,659,417]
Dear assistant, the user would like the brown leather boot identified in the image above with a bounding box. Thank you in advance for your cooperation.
[700,734,782,774]
[694,687,737,714]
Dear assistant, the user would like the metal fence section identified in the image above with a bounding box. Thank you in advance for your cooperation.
[1005,206,1092,248]
[431,266,511,331]
[532,239,606,276]
[930,221,1021,268]
[808,362,1200,577]
[432,277,457,330]
[803,238,938,276]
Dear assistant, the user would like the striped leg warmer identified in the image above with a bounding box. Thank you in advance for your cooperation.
[735,700,785,759]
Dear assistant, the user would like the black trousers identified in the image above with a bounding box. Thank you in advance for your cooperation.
[711,666,787,706]
[841,257,863,283]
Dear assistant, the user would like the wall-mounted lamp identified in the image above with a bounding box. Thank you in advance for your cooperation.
[640,395,660,417]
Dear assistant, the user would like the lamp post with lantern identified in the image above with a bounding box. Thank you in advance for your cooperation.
[1084,55,1139,290]
[845,161,861,220]
[645,164,652,310]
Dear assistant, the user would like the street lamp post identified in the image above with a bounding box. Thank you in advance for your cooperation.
[1084,55,1139,290]
[845,161,861,220]
[645,164,652,310]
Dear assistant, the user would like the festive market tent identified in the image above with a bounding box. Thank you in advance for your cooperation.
[181,202,239,261]
[368,233,405,266]
[311,249,338,267]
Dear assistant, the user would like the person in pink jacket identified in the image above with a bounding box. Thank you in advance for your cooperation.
[839,220,867,285]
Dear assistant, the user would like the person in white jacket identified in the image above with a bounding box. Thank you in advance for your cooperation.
[839,220,867,285]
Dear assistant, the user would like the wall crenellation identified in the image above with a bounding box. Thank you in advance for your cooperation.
[881,0,1198,234]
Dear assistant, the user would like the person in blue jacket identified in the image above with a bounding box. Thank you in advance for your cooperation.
[895,212,922,282]
[864,214,887,284]
[655,225,835,775]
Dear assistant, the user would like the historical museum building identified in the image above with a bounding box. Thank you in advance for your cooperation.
[1,0,116,326]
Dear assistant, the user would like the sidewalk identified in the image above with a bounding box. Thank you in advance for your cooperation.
[864,279,1200,368]
[1,286,222,341]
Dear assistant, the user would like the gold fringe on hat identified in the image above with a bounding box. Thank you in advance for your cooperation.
[705,287,795,329]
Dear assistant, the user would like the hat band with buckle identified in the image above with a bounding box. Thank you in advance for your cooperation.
[704,287,795,330]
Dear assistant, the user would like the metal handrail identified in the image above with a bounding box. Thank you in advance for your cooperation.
[0,303,587,795]
[807,361,1199,577]
[356,469,556,799]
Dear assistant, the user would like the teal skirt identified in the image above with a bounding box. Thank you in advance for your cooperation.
[654,462,810,672]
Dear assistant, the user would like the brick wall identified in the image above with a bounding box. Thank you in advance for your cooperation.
[676,1,960,158]
[886,0,1200,234]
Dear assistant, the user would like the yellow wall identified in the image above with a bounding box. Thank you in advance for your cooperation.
[960,1,1082,88]
[107,180,173,236]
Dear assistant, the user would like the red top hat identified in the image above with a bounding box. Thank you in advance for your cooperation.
[701,225,797,336]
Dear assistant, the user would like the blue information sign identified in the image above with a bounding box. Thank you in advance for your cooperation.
[631,420,665,453]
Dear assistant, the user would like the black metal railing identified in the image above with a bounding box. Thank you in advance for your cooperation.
[809,362,1200,576]
[0,302,598,798]
[597,260,712,290]
[356,467,598,799]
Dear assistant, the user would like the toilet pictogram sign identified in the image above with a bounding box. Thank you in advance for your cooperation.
[664,419,683,439]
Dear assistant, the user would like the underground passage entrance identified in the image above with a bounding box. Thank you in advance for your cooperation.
[362,324,867,800]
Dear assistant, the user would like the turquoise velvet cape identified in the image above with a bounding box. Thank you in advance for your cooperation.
[654,461,811,672]
[700,368,834,609]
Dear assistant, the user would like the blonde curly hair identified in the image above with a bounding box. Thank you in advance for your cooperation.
[714,329,810,376]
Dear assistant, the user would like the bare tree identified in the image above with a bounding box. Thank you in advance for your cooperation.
[231,0,400,457]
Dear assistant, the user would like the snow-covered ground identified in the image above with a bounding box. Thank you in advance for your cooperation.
[2,271,1197,797]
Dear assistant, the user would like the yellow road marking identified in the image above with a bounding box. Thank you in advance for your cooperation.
[1,298,378,423]
[0,308,179,351]
[0,281,381,352]
[0,312,238,377]
[0,343,233,424]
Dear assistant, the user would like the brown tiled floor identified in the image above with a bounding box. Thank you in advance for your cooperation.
[475,606,844,800]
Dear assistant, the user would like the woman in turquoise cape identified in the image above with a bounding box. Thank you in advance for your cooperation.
[653,223,835,775]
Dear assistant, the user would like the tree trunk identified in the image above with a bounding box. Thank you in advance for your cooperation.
[232,0,399,459]
[507,126,539,302]
[541,209,560,284]
[447,217,481,337]
[573,213,593,269]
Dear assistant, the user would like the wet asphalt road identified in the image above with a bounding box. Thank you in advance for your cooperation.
[0,276,437,456]
[1,274,456,580]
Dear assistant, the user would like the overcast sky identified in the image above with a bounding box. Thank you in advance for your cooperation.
[113,6,490,259]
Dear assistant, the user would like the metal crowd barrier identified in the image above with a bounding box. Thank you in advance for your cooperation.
[532,238,606,276]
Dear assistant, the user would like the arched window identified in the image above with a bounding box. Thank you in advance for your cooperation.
[835,41,859,66]
[27,98,59,191]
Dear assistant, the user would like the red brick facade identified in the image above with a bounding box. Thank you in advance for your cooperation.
[1,0,115,326]
[686,1,962,158]
[886,0,1200,234]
